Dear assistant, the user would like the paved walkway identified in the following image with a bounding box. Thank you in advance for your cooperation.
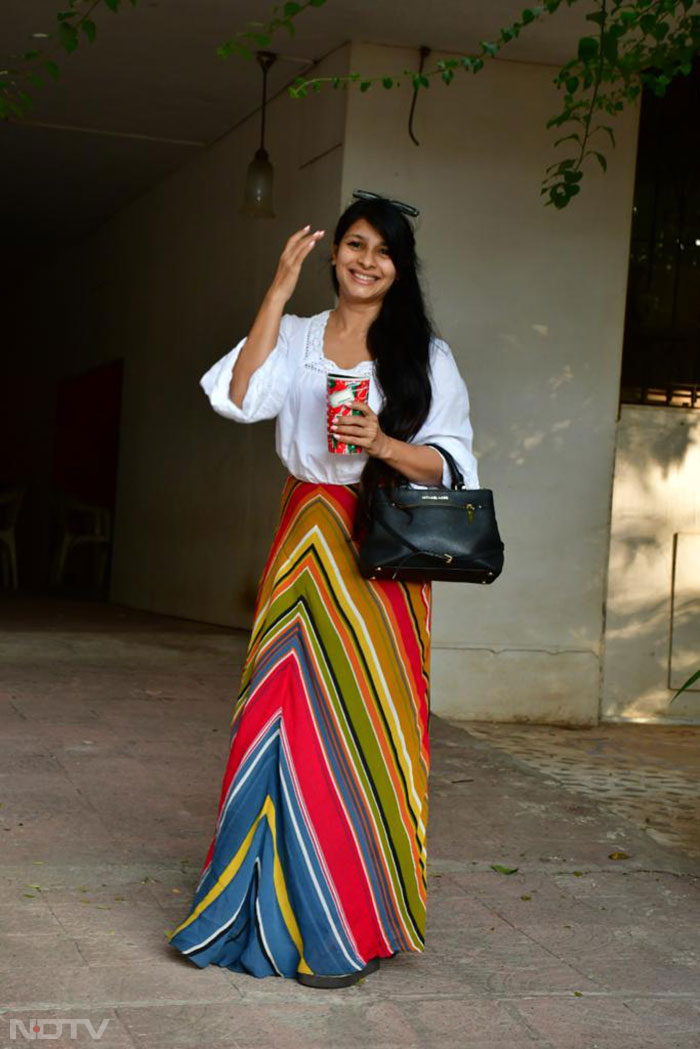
[1,596,698,1048]
[455,721,700,859]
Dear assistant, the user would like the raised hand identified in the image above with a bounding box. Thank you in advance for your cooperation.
[270,225,325,304]
[229,225,324,408]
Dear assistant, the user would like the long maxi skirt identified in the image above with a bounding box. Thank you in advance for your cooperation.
[168,477,432,979]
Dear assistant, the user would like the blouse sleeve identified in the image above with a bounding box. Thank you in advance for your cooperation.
[411,338,480,489]
[199,313,295,423]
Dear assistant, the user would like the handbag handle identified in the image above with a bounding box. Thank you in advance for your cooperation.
[422,443,466,491]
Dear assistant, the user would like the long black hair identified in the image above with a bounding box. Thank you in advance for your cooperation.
[329,197,434,529]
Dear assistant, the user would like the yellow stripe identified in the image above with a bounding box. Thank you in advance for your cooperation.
[168,795,311,973]
[265,795,313,974]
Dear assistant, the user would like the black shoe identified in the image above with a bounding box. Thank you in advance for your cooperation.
[296,956,380,989]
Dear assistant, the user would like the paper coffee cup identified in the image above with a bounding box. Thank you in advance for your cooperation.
[326,373,370,454]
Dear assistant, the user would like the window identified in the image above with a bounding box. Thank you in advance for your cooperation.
[620,59,700,410]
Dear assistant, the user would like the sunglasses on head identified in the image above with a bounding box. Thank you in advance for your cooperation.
[351,189,420,218]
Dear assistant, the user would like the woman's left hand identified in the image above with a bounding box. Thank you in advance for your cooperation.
[330,400,391,458]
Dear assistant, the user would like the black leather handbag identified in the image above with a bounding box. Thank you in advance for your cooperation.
[358,443,504,583]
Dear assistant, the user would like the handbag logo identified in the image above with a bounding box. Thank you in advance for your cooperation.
[421,494,449,501]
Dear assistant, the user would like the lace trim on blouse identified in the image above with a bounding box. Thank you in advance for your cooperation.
[304,310,376,377]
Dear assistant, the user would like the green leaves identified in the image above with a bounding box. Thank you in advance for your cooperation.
[59,21,79,53]
[553,132,582,147]
[460,56,484,73]
[1,0,142,121]
[577,36,599,60]
[542,154,586,209]
[545,183,579,209]
[491,864,519,875]
[218,0,324,62]
[540,0,700,208]
[289,77,308,98]
[2,0,698,222]
[601,30,619,62]
[671,666,700,700]
[650,72,672,96]
[599,124,616,147]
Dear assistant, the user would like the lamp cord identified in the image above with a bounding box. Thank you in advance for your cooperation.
[260,62,268,150]
[408,45,431,147]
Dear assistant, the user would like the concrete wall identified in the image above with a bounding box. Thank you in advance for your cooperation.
[341,42,640,723]
[602,405,700,722]
[24,47,349,627]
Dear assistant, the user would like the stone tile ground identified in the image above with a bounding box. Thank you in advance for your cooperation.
[1,596,698,1049]
[458,721,700,858]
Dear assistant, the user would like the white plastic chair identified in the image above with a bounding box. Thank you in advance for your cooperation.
[51,499,112,589]
[0,486,25,589]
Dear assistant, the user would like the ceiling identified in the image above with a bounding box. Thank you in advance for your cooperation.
[0,0,593,254]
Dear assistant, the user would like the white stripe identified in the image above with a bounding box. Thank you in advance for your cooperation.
[196,719,281,894]
[279,720,358,946]
[183,883,250,954]
[253,858,283,976]
[217,716,281,830]
[278,725,361,970]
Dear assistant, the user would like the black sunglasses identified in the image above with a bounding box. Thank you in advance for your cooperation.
[351,189,420,218]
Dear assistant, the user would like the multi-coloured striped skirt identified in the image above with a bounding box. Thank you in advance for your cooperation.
[168,477,432,979]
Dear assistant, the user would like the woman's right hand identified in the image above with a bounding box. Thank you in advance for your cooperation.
[269,225,325,303]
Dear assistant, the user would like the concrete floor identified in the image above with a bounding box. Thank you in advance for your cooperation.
[1,595,699,1049]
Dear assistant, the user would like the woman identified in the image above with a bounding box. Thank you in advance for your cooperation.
[168,192,479,989]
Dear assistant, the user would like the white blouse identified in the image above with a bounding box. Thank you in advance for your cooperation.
[200,309,480,489]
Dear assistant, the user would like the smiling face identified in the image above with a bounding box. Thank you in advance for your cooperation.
[331,218,397,303]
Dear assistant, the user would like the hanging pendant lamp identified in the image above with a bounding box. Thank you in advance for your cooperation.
[240,50,277,218]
